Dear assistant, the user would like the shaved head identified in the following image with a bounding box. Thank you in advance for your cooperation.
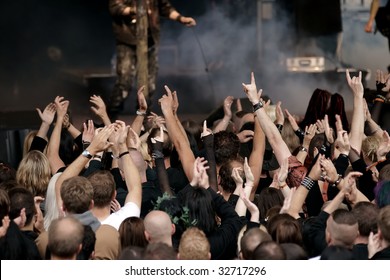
[144,210,174,246]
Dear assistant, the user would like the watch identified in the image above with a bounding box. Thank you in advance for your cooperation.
[253,100,263,112]
[82,149,93,159]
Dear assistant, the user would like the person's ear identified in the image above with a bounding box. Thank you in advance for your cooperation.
[207,252,211,260]
[112,190,117,200]
[238,251,244,260]
[89,199,94,210]
[144,230,151,241]
[171,223,176,236]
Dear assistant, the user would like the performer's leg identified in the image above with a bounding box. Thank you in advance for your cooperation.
[109,44,136,113]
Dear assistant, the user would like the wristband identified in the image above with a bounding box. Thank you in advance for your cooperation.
[295,128,305,138]
[93,155,102,159]
[301,176,315,191]
[253,101,263,112]
[136,110,147,116]
[329,174,343,188]
[119,151,130,158]
[276,124,283,131]
[152,150,164,159]
[299,146,308,153]
[175,14,182,23]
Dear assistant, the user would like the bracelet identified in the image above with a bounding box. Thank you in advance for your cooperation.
[374,98,385,103]
[152,150,164,159]
[329,174,343,188]
[253,101,263,112]
[93,155,102,159]
[299,146,308,153]
[301,176,315,191]
[276,124,283,131]
[175,14,183,22]
[136,110,147,116]
[119,151,130,158]
[295,128,305,138]
[339,153,349,159]
[376,94,386,101]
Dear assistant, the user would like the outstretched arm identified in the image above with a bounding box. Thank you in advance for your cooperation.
[159,86,195,182]
[242,72,291,164]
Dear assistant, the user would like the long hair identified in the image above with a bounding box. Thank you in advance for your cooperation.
[119,217,148,249]
[185,187,217,235]
[300,88,331,129]
[16,150,51,197]
[327,93,349,132]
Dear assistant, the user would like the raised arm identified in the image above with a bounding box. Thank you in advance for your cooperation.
[159,86,195,182]
[46,96,68,174]
[248,116,265,198]
[131,85,148,136]
[346,70,365,155]
[30,102,56,152]
[55,124,114,213]
[242,72,291,164]
[90,94,112,126]
[213,96,234,133]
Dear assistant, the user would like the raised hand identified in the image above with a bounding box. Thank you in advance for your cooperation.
[200,120,212,138]
[320,157,338,184]
[0,216,10,238]
[33,196,45,234]
[284,108,300,131]
[110,199,122,213]
[128,127,142,150]
[308,154,325,181]
[88,124,115,154]
[346,70,364,98]
[82,120,95,144]
[223,96,234,120]
[54,96,69,119]
[172,90,179,115]
[36,102,56,125]
[334,130,350,156]
[243,157,254,186]
[151,126,164,144]
[90,94,106,115]
[242,72,261,105]
[275,101,284,125]
[236,130,254,143]
[159,85,174,114]
[322,115,334,144]
[137,85,148,113]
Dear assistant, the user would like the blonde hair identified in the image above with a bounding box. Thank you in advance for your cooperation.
[362,135,380,163]
[16,150,51,197]
[281,119,301,153]
[179,227,210,260]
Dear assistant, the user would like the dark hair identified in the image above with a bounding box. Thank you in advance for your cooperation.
[59,128,79,166]
[181,119,203,153]
[328,93,349,132]
[8,187,36,226]
[119,217,148,249]
[300,88,332,130]
[0,162,16,184]
[253,240,286,260]
[143,242,177,260]
[213,131,240,165]
[266,213,303,246]
[77,225,96,260]
[185,187,217,235]
[118,246,145,260]
[218,159,244,194]
[375,181,390,208]
[255,188,285,221]
[280,243,308,260]
[352,202,379,237]
[87,170,116,208]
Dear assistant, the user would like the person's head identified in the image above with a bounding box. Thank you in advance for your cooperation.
[375,181,390,208]
[281,119,301,154]
[0,162,16,185]
[362,135,381,164]
[181,119,203,153]
[320,245,353,260]
[267,213,303,246]
[351,202,379,238]
[233,110,254,133]
[328,93,349,131]
[300,88,332,128]
[377,205,390,244]
[184,187,217,235]
[77,225,96,260]
[60,176,94,214]
[119,216,148,249]
[88,170,116,208]
[240,228,272,260]
[280,243,308,260]
[252,240,286,260]
[118,246,145,260]
[255,188,285,222]
[213,131,240,166]
[143,242,177,260]
[326,209,359,249]
[8,187,36,228]
[48,216,84,260]
[378,164,390,181]
[178,227,210,260]
[147,128,173,158]
[144,210,175,246]
[218,158,244,195]
[16,150,51,197]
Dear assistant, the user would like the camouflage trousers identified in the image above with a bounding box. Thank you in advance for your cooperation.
[109,43,158,110]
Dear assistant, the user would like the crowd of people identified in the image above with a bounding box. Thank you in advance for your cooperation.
[0,68,390,261]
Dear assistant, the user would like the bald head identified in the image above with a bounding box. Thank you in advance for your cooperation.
[144,210,175,246]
